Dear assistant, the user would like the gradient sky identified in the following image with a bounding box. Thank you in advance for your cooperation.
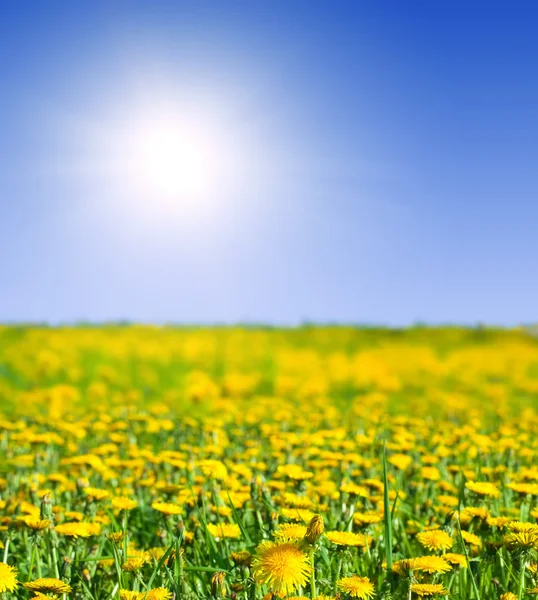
[1,1,538,325]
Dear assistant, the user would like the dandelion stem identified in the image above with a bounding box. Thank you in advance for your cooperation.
[2,538,9,563]
[518,555,526,600]
[310,552,317,598]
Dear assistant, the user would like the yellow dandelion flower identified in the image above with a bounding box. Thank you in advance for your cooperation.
[23,578,72,594]
[388,453,413,470]
[147,587,173,600]
[487,517,513,529]
[421,467,441,481]
[231,550,252,566]
[459,507,490,523]
[340,483,369,497]
[507,521,538,533]
[392,558,419,575]
[274,523,307,541]
[326,531,371,548]
[442,553,467,567]
[64,511,84,522]
[409,583,448,596]
[146,547,178,562]
[337,575,375,599]
[112,497,138,511]
[55,522,101,538]
[362,479,384,492]
[437,495,459,507]
[85,487,110,501]
[252,541,312,596]
[460,530,482,547]
[500,593,517,600]
[504,524,538,550]
[0,563,18,593]
[107,531,126,544]
[20,516,51,531]
[416,529,453,551]
[507,483,538,496]
[151,501,183,516]
[353,512,381,527]
[122,557,147,572]
[119,591,143,600]
[412,556,452,574]
[281,508,318,523]
[277,464,314,481]
[207,523,242,539]
[466,481,500,498]
[31,594,60,600]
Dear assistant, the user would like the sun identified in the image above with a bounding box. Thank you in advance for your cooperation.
[69,80,262,228]
[122,115,217,206]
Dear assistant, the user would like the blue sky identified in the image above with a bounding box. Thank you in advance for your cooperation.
[1,1,537,325]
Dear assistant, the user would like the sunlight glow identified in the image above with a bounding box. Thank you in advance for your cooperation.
[121,114,219,207]
[62,66,271,233]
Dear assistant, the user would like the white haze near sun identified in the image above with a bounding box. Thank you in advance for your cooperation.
[60,61,277,238]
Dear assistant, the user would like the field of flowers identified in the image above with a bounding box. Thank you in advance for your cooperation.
[1,325,538,600]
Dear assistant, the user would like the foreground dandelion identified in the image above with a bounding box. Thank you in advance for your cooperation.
[337,575,375,598]
[252,541,312,595]
[0,563,18,593]
[23,578,72,594]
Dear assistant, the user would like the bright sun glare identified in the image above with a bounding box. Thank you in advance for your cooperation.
[90,97,247,222]
[72,79,262,227]
[126,118,215,203]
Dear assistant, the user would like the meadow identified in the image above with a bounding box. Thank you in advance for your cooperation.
[1,325,538,600]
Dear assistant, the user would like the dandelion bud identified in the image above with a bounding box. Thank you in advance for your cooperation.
[250,477,260,501]
[106,531,125,544]
[77,478,89,491]
[210,571,226,597]
[231,550,252,567]
[63,555,72,580]
[304,514,324,545]
[40,493,53,520]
